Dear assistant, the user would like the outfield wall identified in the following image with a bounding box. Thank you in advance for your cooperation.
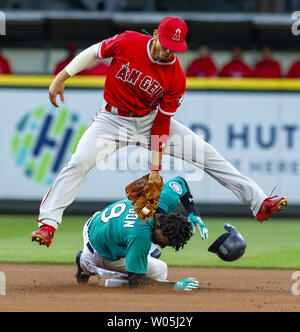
[0,76,299,216]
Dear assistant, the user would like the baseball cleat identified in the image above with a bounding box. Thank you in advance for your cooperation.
[75,251,90,284]
[256,196,287,223]
[31,225,55,247]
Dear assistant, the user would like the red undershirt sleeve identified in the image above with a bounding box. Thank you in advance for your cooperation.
[150,111,171,152]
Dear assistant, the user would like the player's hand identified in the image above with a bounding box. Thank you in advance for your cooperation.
[49,70,70,108]
[49,79,65,108]
[188,213,208,240]
[148,171,162,184]
[174,277,200,291]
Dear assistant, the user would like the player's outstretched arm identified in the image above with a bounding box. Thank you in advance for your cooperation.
[65,43,99,76]
[159,177,208,240]
[49,43,100,108]
[127,273,199,291]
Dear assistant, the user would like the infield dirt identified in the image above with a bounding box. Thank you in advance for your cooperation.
[0,264,299,312]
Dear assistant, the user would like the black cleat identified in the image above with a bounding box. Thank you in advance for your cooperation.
[75,250,90,284]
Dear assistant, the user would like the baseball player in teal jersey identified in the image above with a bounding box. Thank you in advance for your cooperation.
[76,177,207,290]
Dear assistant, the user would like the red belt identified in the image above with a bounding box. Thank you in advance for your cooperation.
[105,104,139,117]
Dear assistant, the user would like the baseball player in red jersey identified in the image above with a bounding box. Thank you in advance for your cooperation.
[31,17,287,247]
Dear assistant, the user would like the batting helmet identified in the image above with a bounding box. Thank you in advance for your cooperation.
[208,224,246,262]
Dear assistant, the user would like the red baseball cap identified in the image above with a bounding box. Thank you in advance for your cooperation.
[158,17,188,52]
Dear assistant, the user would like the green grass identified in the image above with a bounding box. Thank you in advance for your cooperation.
[0,215,300,269]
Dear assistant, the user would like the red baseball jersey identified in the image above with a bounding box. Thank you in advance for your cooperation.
[186,57,217,77]
[97,31,186,151]
[254,59,281,78]
[0,55,12,74]
[97,31,186,117]
[219,60,253,78]
[286,60,300,78]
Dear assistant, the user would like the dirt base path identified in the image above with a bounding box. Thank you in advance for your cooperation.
[0,264,299,312]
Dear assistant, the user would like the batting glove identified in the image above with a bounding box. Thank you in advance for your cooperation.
[188,213,208,240]
[174,277,200,291]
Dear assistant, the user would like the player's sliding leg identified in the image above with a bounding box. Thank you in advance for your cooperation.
[146,256,168,282]
[76,217,127,283]
[165,119,287,222]
[31,120,119,247]
[77,249,127,282]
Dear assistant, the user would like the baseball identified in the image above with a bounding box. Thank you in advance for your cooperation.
[142,207,150,215]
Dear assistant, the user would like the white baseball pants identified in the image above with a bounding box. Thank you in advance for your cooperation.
[39,101,267,229]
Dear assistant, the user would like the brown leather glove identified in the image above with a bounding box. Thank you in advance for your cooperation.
[125,174,164,224]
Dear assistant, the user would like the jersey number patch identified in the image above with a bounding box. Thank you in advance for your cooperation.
[101,203,126,223]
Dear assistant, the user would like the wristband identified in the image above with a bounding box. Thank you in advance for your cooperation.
[150,163,162,171]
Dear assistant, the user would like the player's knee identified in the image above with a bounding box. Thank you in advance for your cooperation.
[147,258,168,282]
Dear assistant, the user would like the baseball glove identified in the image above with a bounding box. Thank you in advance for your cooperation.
[125,174,164,224]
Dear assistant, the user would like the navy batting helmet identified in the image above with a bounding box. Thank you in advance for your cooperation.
[208,224,246,262]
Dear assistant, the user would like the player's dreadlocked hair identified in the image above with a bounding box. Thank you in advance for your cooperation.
[158,213,193,251]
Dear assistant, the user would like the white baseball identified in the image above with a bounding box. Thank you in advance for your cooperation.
[142,207,150,215]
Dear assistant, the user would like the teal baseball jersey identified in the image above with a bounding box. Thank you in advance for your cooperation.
[157,177,188,213]
[88,199,154,274]
[87,177,189,274]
